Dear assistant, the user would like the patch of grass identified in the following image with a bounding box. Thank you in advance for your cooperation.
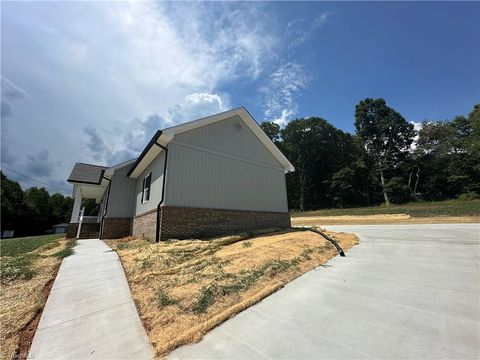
[117,242,131,250]
[1,234,65,257]
[52,247,74,258]
[300,247,315,260]
[1,238,66,360]
[193,259,295,313]
[242,241,253,248]
[140,258,154,269]
[193,286,217,314]
[39,240,61,252]
[52,239,77,258]
[111,230,359,357]
[0,254,37,283]
[292,199,480,218]
[156,288,177,307]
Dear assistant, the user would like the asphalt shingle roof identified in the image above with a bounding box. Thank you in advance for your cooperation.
[67,163,106,184]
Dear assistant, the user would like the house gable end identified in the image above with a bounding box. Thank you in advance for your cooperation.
[173,115,282,169]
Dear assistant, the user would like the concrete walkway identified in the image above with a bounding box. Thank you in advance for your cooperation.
[29,239,153,360]
[169,224,480,360]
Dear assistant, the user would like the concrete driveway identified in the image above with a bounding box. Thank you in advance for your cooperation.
[169,224,480,359]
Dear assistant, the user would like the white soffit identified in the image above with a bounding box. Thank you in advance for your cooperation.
[128,142,162,179]
[104,158,136,177]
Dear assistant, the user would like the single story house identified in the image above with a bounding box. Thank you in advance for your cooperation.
[66,107,294,242]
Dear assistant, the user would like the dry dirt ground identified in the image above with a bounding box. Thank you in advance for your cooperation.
[291,214,479,226]
[107,228,358,358]
[0,239,72,360]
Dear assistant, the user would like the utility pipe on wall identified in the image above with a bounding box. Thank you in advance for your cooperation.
[153,140,169,243]
[99,176,111,240]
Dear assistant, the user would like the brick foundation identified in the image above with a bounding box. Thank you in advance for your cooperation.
[132,209,157,242]
[66,223,100,239]
[158,206,291,241]
[132,206,291,242]
[101,218,132,239]
[66,223,78,239]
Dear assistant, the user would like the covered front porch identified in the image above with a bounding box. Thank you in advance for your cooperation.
[66,163,110,239]
[67,182,109,239]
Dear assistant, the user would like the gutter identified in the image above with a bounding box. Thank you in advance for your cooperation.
[126,131,162,177]
[153,140,169,243]
[99,176,111,240]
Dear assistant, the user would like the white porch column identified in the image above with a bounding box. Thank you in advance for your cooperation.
[70,184,82,223]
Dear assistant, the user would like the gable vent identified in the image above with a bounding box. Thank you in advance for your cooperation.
[234,120,242,131]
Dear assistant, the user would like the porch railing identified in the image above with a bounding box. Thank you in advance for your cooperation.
[82,216,100,224]
[76,208,101,239]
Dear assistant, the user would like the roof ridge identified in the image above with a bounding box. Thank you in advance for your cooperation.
[75,162,107,168]
[161,107,246,132]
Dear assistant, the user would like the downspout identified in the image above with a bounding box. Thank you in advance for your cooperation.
[297,227,345,257]
[153,141,168,243]
[99,176,111,240]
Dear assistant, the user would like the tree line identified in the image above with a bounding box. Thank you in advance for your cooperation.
[261,99,480,211]
[1,172,75,236]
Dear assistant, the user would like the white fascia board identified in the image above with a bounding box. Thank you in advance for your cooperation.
[128,133,170,179]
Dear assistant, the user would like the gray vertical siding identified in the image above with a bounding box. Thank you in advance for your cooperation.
[106,165,136,218]
[165,120,289,213]
[134,151,166,216]
[174,115,283,168]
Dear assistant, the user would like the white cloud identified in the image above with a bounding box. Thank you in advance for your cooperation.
[2,2,328,193]
[83,127,109,162]
[411,121,423,132]
[1,1,279,193]
[168,93,229,123]
[1,76,27,100]
[1,76,28,119]
[286,12,332,48]
[83,92,229,165]
[410,121,423,150]
[263,62,309,127]
[25,150,54,178]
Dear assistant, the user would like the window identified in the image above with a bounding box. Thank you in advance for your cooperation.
[142,173,151,203]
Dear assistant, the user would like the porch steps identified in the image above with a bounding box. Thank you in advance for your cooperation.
[77,223,100,239]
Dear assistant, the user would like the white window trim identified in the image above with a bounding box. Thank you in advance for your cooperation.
[142,172,152,204]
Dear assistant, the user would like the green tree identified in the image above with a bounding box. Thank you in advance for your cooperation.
[49,193,73,224]
[260,121,282,144]
[23,187,51,234]
[0,172,24,230]
[354,98,415,206]
[467,104,480,157]
[281,117,360,210]
[331,167,356,208]
[81,198,98,216]
[415,108,479,199]
[330,157,375,208]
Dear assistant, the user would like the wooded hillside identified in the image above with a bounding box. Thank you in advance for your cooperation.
[262,99,479,211]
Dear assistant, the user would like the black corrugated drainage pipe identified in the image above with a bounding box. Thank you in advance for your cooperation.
[153,140,168,243]
[99,176,111,240]
[296,227,345,257]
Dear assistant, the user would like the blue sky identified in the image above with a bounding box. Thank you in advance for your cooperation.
[1,1,479,194]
